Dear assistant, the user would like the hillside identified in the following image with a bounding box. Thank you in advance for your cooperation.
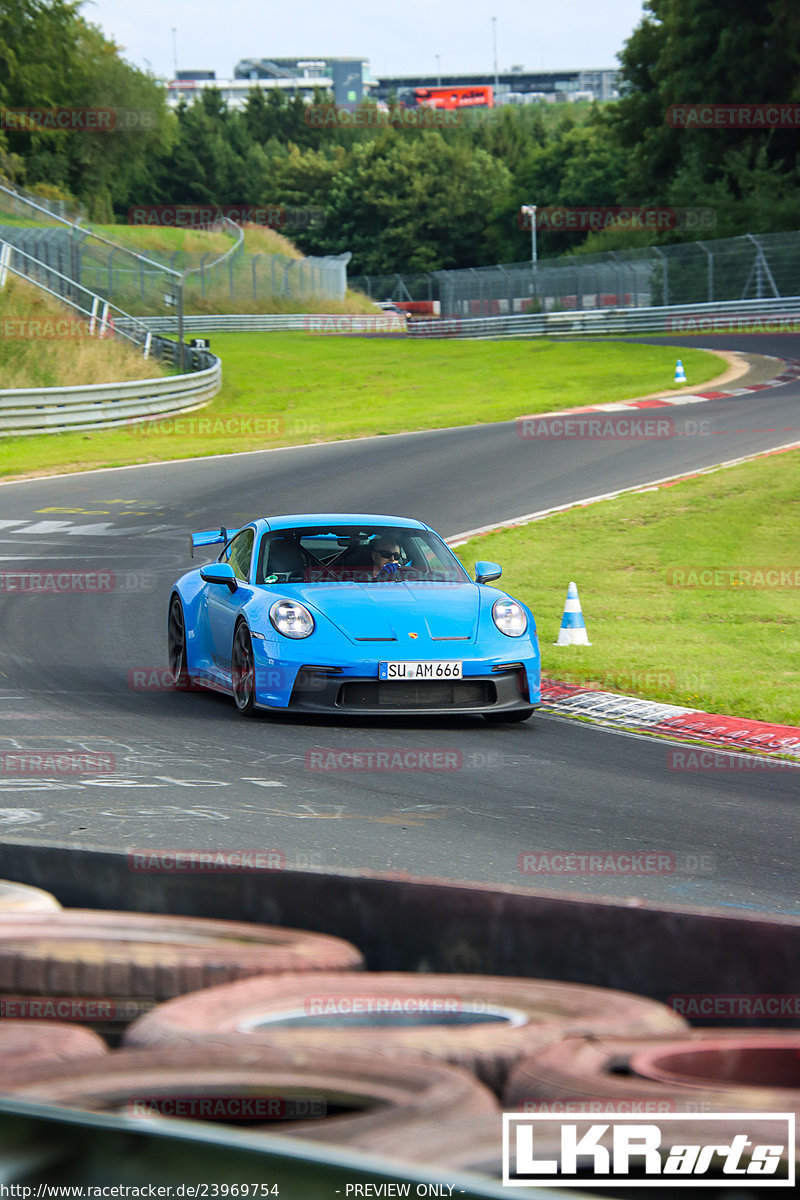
[0,203,377,315]
[0,275,164,390]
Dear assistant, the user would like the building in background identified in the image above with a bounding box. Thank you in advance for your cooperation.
[164,62,618,111]
[376,68,619,105]
[166,58,375,109]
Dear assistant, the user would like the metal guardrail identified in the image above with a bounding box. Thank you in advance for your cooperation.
[406,294,800,339]
[0,238,223,436]
[126,313,321,333]
[0,354,221,436]
[8,289,795,437]
[126,296,800,339]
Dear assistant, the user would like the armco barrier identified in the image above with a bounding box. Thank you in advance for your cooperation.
[124,314,318,334]
[0,236,223,435]
[11,292,797,436]
[128,296,800,339]
[406,295,800,339]
[0,352,221,435]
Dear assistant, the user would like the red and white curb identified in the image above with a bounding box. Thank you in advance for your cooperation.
[519,356,800,420]
[540,680,800,760]
[447,427,800,759]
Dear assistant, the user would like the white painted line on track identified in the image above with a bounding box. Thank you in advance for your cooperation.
[447,439,800,545]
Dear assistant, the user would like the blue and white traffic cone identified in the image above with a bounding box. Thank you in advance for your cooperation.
[555,581,591,646]
[674,358,687,383]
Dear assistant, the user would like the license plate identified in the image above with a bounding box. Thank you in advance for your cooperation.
[379,661,463,680]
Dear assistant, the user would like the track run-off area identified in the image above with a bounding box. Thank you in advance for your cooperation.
[0,332,798,914]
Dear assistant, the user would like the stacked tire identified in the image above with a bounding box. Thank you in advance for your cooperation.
[0,879,61,913]
[123,971,688,1093]
[2,1043,500,1156]
[503,1029,800,1111]
[0,910,364,1037]
[2,901,798,1180]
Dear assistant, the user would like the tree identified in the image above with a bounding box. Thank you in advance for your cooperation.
[614,0,800,227]
[304,133,512,274]
[0,1,174,217]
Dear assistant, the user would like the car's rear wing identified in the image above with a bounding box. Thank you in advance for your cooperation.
[190,526,242,558]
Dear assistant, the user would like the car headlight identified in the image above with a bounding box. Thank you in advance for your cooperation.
[269,600,315,639]
[492,598,528,637]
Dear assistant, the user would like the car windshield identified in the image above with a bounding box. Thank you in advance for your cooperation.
[255,524,470,585]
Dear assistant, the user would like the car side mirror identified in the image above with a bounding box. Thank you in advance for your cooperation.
[200,562,238,593]
[475,561,502,584]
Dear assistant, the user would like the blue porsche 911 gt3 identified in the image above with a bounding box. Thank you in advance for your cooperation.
[168,514,541,721]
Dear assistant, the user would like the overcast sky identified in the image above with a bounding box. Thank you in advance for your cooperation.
[80,0,647,81]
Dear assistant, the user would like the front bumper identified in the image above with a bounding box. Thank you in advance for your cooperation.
[283,665,538,716]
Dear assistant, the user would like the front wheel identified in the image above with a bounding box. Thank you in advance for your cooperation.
[483,708,534,724]
[168,596,192,690]
[231,623,257,717]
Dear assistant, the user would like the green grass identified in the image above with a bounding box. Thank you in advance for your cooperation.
[0,276,164,391]
[92,222,305,260]
[0,211,51,227]
[0,335,722,479]
[454,450,800,725]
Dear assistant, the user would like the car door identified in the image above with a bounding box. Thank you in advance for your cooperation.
[207,528,255,670]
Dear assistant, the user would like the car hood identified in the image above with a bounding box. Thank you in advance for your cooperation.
[285,582,480,644]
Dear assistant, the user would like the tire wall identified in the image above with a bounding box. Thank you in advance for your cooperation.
[0,843,797,1012]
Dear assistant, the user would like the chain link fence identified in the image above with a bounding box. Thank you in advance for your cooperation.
[3,177,797,318]
[0,177,84,223]
[348,272,437,303]
[0,180,350,313]
[350,231,800,316]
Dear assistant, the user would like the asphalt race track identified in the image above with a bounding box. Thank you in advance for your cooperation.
[1,333,798,914]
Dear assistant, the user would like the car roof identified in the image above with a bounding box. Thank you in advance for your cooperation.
[260,514,429,533]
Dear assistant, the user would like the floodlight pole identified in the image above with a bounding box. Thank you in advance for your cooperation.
[521,205,538,265]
